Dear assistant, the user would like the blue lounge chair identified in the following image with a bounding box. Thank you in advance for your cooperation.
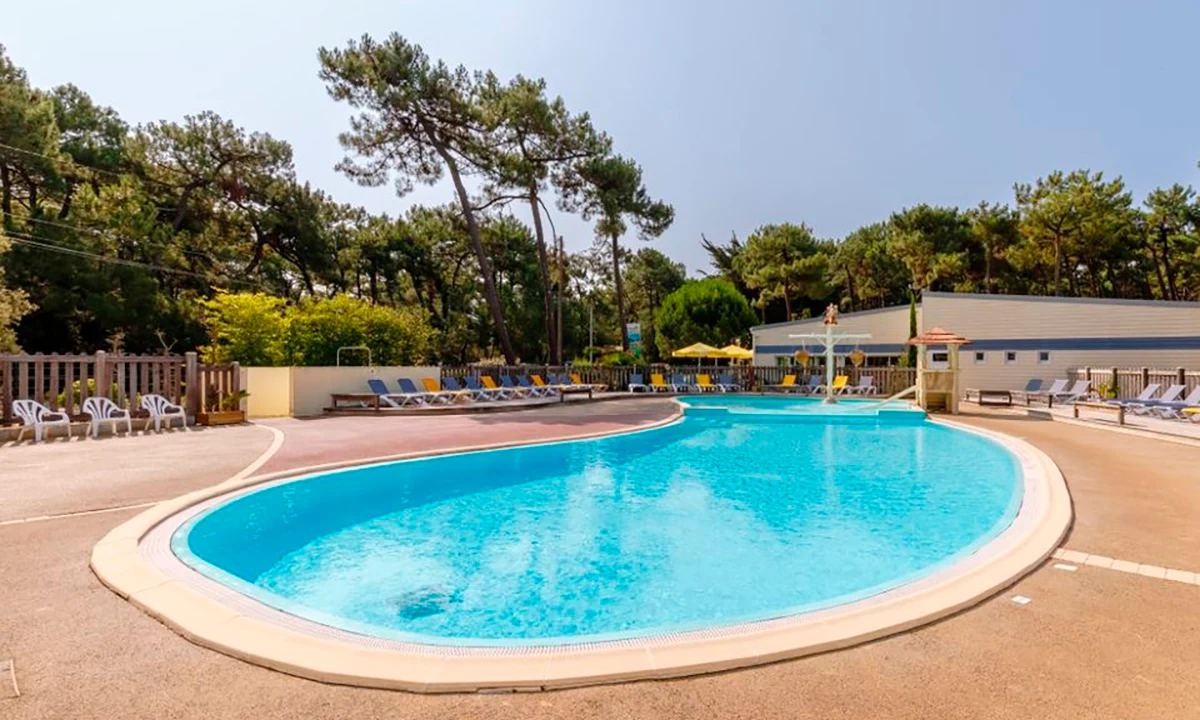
[398,377,453,405]
[1009,378,1044,404]
[628,373,648,392]
[518,375,556,397]
[465,375,507,401]
[500,375,533,398]
[797,375,823,395]
[442,376,485,402]
[367,378,423,407]
[670,373,695,393]
[717,374,739,392]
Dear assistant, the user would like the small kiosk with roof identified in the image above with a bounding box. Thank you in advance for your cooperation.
[909,327,971,414]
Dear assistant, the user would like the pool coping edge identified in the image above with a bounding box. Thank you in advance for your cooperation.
[91,409,1072,693]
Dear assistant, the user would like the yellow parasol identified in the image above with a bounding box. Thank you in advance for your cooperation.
[671,342,726,359]
[720,344,754,361]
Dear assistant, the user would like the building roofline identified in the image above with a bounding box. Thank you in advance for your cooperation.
[921,291,1200,309]
[752,291,1200,332]
[750,303,911,331]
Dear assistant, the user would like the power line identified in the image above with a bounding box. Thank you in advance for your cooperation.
[0,140,181,186]
[1,229,261,287]
[11,214,213,260]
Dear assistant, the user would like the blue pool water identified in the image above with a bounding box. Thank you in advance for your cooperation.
[175,404,1022,645]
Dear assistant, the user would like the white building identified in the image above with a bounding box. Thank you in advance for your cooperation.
[751,292,1200,391]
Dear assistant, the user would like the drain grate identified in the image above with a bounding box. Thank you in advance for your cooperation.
[1,658,18,699]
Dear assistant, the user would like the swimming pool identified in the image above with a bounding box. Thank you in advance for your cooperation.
[172,400,1022,647]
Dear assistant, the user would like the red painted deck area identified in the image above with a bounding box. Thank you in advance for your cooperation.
[255,397,679,475]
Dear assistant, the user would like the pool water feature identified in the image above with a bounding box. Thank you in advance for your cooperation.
[174,401,1023,646]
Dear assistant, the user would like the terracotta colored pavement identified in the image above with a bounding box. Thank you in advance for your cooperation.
[255,397,680,475]
[2,403,1200,719]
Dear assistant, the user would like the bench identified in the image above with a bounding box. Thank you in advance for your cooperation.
[1073,400,1124,425]
[330,393,381,411]
[559,386,594,403]
[966,389,1012,407]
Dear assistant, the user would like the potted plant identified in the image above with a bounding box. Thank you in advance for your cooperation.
[197,388,250,426]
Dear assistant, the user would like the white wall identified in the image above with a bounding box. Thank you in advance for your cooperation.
[923,293,1200,392]
[751,306,913,365]
[241,366,441,418]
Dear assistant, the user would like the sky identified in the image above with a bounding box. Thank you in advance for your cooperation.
[5,0,1199,276]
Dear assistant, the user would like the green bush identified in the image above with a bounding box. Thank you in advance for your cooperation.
[654,279,756,357]
[56,379,121,408]
[199,292,287,366]
[199,293,435,367]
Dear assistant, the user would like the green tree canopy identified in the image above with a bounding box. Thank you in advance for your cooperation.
[558,154,673,350]
[318,33,519,364]
[654,278,756,357]
[735,223,829,320]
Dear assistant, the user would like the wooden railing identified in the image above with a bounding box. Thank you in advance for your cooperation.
[1,351,240,423]
[1068,367,1200,400]
[439,364,916,396]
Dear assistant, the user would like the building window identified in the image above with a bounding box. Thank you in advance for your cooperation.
[1005,351,1018,365]
[1038,351,1051,365]
[931,352,949,364]
[974,351,986,365]
[776,356,791,367]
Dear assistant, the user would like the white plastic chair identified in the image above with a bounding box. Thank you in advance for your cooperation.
[81,396,132,438]
[140,393,187,431]
[12,400,71,443]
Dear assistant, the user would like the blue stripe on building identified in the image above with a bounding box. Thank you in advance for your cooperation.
[755,336,1200,355]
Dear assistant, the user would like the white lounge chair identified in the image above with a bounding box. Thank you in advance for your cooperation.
[847,376,875,396]
[81,396,133,438]
[1127,384,1184,415]
[1107,383,1160,409]
[1150,386,1200,420]
[1050,380,1091,405]
[12,399,71,443]
[140,394,187,431]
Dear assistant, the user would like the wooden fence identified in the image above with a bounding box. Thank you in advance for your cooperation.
[440,364,916,396]
[1068,367,1200,400]
[0,351,239,423]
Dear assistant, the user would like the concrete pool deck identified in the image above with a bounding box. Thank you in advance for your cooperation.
[2,400,1199,717]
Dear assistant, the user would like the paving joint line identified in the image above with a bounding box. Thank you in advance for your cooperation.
[1052,548,1198,585]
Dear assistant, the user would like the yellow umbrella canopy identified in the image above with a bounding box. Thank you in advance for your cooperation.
[720,344,753,361]
[671,342,726,358]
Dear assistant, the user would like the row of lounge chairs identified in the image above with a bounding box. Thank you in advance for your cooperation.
[767,374,875,396]
[366,373,605,407]
[1104,383,1200,420]
[988,378,1200,422]
[1008,378,1092,406]
[10,395,187,443]
[627,373,740,393]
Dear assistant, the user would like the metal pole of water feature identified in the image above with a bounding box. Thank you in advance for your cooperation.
[788,305,872,404]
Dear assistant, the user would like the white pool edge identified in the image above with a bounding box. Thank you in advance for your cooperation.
[90,411,1071,692]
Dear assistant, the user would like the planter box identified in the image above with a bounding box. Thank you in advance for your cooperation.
[196,410,245,426]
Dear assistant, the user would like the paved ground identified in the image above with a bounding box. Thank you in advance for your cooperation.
[2,401,1199,719]
[0,425,275,522]
[256,397,679,474]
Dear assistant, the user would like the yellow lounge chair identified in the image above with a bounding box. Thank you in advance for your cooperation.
[696,374,722,393]
[570,373,607,393]
[532,374,564,392]
[421,377,466,404]
[768,374,797,392]
[816,375,850,394]
[649,373,672,392]
[480,375,519,400]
